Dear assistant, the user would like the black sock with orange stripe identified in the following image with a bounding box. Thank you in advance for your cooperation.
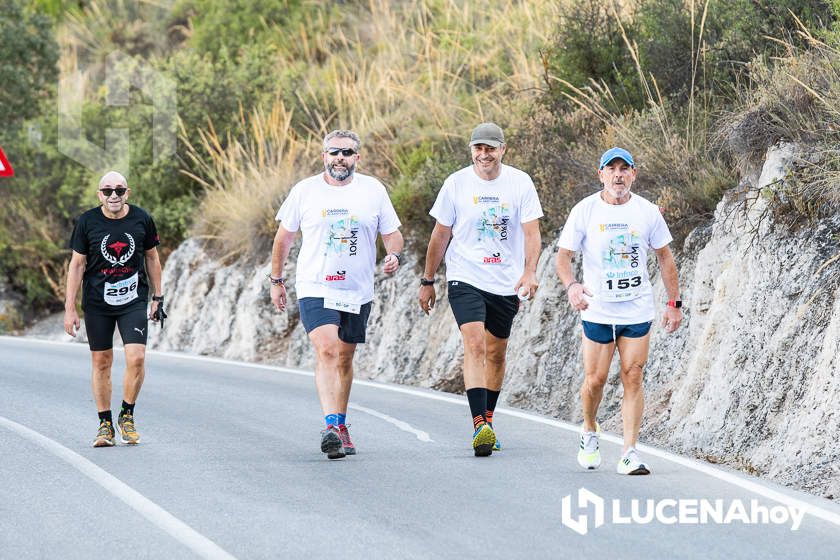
[466,388,488,431]
[486,390,501,426]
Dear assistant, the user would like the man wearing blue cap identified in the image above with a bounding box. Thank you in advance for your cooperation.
[555,147,682,475]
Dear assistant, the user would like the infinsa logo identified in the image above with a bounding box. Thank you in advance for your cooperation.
[483,252,502,264]
[325,270,346,281]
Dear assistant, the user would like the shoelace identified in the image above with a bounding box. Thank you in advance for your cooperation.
[582,432,599,452]
[338,425,353,445]
[97,423,113,438]
[120,416,137,433]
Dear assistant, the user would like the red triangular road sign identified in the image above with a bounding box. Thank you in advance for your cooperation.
[0,146,13,177]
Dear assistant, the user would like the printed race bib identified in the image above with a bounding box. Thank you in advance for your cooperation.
[104,272,139,306]
[599,225,644,302]
[324,298,361,314]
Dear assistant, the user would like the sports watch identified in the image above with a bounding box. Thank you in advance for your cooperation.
[420,277,435,286]
[666,299,682,308]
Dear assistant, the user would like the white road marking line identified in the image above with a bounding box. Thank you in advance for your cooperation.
[5,337,840,527]
[0,415,238,560]
[349,402,433,442]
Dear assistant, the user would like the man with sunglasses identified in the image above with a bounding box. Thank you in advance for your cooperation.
[418,122,543,456]
[270,130,404,460]
[64,171,164,447]
[555,147,682,475]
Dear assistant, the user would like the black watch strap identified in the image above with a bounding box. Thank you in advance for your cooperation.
[152,295,164,302]
[420,277,435,286]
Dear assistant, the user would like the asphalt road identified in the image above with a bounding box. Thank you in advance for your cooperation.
[1,336,839,559]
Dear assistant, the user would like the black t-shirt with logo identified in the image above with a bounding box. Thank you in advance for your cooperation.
[69,205,160,315]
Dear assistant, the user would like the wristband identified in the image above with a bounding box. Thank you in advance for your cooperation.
[389,252,403,265]
[267,274,285,285]
[152,295,164,302]
[420,277,435,286]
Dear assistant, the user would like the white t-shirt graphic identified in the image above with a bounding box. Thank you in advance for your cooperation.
[558,192,672,324]
[276,173,401,305]
[429,164,543,295]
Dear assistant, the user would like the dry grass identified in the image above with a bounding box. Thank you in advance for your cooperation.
[185,0,563,258]
[182,101,315,261]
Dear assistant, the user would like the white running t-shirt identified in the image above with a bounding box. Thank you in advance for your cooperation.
[558,192,672,324]
[276,173,401,305]
[430,164,543,295]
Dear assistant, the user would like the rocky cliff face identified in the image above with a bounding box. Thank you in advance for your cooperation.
[152,144,839,499]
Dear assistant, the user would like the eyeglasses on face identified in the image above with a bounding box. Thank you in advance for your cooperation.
[324,147,357,157]
[100,187,128,197]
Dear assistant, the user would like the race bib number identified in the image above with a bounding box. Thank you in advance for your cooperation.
[324,298,360,314]
[104,272,139,306]
[600,273,643,302]
[599,224,645,302]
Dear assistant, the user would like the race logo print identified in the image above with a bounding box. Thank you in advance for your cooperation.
[324,215,361,257]
[601,227,641,270]
[100,233,136,266]
[483,252,503,264]
[476,203,511,242]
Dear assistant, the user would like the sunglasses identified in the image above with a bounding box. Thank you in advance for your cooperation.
[324,148,357,157]
[100,186,128,197]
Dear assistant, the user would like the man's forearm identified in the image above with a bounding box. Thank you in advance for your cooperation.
[658,250,681,300]
[423,233,448,278]
[64,266,83,310]
[524,231,541,274]
[382,230,404,256]
[555,249,576,287]
[271,230,294,277]
[145,256,163,295]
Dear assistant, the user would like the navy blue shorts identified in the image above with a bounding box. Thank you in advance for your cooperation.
[582,320,652,344]
[447,281,519,339]
[298,297,372,344]
[85,306,149,351]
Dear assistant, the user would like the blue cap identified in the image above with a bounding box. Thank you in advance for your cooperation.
[599,147,635,169]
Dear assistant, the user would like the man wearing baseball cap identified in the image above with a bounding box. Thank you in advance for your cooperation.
[555,147,683,475]
[418,122,543,456]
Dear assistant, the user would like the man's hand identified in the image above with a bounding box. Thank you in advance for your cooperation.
[419,284,436,315]
[566,282,593,311]
[662,306,682,333]
[514,272,539,300]
[63,308,80,337]
[271,283,288,312]
[148,300,160,321]
[382,253,400,275]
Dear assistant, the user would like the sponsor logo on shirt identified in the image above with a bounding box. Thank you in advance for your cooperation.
[473,195,501,205]
[483,252,503,264]
[599,223,629,232]
[322,208,350,217]
[325,270,347,281]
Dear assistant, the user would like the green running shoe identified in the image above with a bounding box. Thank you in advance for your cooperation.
[92,420,115,448]
[472,423,496,457]
[577,422,601,469]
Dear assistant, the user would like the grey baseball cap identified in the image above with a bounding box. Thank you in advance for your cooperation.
[469,122,505,147]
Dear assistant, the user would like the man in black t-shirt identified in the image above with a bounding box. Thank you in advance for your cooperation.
[64,171,164,448]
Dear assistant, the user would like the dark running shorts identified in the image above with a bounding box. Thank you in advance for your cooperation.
[298,297,373,344]
[582,320,652,344]
[447,281,519,339]
[85,306,149,351]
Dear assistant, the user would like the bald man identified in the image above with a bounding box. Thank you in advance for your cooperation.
[64,171,164,447]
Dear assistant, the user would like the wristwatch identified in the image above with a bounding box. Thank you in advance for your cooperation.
[152,295,164,302]
[390,252,403,265]
[420,277,435,286]
[666,299,682,308]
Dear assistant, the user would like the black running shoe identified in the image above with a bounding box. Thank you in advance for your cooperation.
[320,425,345,459]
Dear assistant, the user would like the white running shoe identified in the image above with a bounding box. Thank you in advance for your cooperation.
[577,422,601,469]
[616,448,650,475]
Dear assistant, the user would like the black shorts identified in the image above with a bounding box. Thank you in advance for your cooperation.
[298,297,372,344]
[84,306,148,351]
[447,281,519,339]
